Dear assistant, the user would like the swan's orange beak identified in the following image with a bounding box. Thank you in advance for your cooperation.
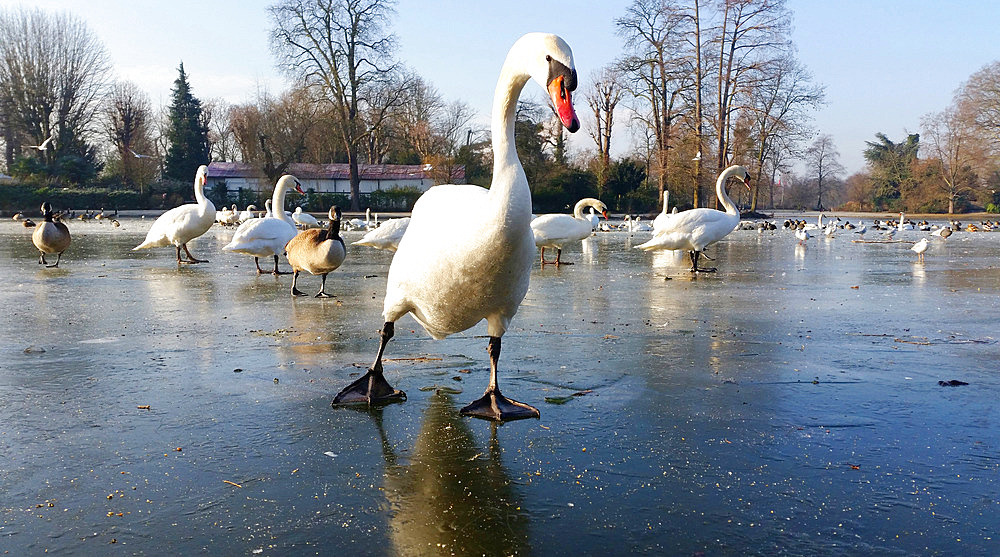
[743,175,752,191]
[548,75,580,133]
[602,210,609,220]
[295,181,305,195]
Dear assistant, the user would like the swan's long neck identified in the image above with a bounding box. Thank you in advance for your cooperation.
[489,58,532,219]
[572,199,589,219]
[661,191,670,215]
[273,185,293,225]
[716,168,740,217]
[194,175,209,212]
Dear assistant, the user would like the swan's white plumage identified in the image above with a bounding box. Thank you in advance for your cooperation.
[222,175,301,259]
[531,198,607,251]
[133,165,214,252]
[637,165,749,253]
[382,33,576,341]
[292,206,319,228]
[352,217,410,252]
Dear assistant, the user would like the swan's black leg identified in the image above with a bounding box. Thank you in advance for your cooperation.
[460,336,539,421]
[333,322,406,406]
[554,248,573,266]
[182,243,207,263]
[291,271,307,296]
[690,250,716,273]
[254,257,265,274]
[271,254,290,275]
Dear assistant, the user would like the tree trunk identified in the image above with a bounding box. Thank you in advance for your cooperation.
[348,147,361,211]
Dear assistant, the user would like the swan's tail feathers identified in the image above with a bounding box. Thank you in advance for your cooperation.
[635,237,662,251]
[132,240,154,251]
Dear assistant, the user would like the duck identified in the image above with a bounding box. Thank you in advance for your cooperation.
[530,198,607,265]
[223,175,304,274]
[352,217,411,252]
[332,32,581,421]
[635,165,751,272]
[285,206,346,297]
[911,237,929,262]
[238,204,258,223]
[133,165,215,263]
[292,206,320,229]
[32,202,71,267]
[22,218,35,228]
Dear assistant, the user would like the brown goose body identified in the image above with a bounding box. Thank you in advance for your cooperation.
[32,202,71,267]
[285,207,346,297]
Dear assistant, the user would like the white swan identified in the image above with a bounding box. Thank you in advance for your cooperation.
[222,175,303,274]
[352,217,411,252]
[285,207,346,297]
[332,33,581,421]
[652,190,673,232]
[32,202,71,267]
[292,206,320,229]
[133,165,215,263]
[635,165,751,272]
[795,227,811,244]
[911,237,929,262]
[585,207,600,231]
[238,204,258,223]
[530,198,607,265]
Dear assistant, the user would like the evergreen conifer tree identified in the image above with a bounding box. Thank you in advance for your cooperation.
[164,63,210,181]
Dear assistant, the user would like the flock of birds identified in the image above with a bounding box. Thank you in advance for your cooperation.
[9,33,985,422]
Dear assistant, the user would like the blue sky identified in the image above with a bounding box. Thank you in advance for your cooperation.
[9,0,1000,175]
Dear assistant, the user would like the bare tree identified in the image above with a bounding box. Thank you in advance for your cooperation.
[745,54,823,211]
[230,87,319,184]
[205,99,239,162]
[0,7,111,180]
[712,0,790,185]
[921,107,980,214]
[585,66,624,195]
[104,81,157,192]
[270,0,410,210]
[803,133,844,210]
[617,0,693,205]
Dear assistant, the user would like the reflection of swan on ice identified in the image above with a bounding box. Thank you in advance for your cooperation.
[332,33,581,421]
[379,392,529,556]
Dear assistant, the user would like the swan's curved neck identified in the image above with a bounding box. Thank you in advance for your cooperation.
[661,191,670,215]
[716,169,741,216]
[194,175,208,209]
[572,199,596,219]
[272,185,293,224]
[489,57,532,217]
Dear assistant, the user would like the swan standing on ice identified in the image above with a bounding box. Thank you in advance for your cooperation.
[332,33,581,421]
[285,207,346,297]
[238,204,258,223]
[911,237,929,262]
[636,165,751,272]
[222,175,304,274]
[530,198,607,265]
[133,165,215,263]
[292,207,319,229]
[652,190,674,232]
[32,202,71,267]
[352,217,411,252]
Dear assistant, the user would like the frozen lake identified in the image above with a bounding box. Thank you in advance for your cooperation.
[2,215,999,555]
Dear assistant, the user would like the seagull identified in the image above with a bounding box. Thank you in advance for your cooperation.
[23,134,55,151]
[128,147,157,159]
[911,238,929,262]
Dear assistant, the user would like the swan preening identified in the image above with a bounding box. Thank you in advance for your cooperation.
[133,165,215,263]
[223,174,304,274]
[333,33,580,421]
[531,198,608,265]
[636,165,751,272]
[32,202,71,267]
[285,206,346,297]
